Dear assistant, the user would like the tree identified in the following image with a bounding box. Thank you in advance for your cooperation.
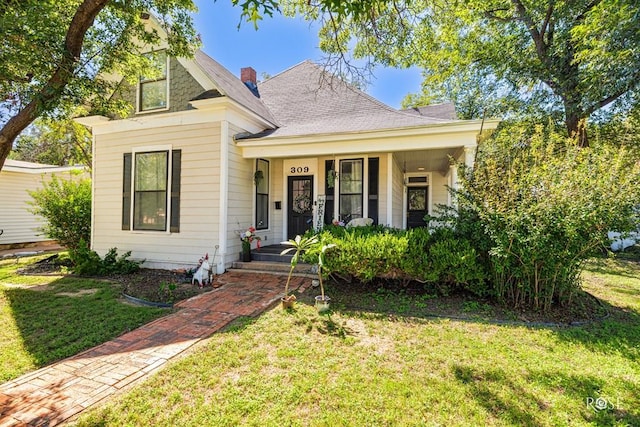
[285,0,640,146]
[11,111,93,168]
[0,0,199,172]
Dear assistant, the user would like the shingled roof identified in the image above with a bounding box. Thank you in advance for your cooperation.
[193,50,277,125]
[240,61,457,139]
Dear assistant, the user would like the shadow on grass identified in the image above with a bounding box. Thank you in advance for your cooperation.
[452,364,640,426]
[1,276,167,377]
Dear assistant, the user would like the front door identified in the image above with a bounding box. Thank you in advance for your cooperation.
[287,175,314,239]
[407,187,428,228]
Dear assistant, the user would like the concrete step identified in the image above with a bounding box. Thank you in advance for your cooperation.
[251,251,292,263]
[230,260,317,278]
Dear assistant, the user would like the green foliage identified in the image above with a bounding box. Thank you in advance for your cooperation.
[305,225,488,296]
[0,0,200,170]
[280,234,319,297]
[28,172,91,250]
[455,121,640,310]
[11,111,92,168]
[287,0,640,141]
[70,240,143,276]
[0,255,166,382]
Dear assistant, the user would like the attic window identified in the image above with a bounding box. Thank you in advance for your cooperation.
[139,51,168,112]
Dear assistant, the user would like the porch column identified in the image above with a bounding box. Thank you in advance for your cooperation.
[464,145,476,169]
[449,164,458,207]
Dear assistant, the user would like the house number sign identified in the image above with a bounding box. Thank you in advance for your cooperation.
[284,159,317,175]
[290,166,310,174]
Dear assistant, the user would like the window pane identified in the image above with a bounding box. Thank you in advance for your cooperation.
[340,159,362,193]
[339,195,362,221]
[408,188,427,211]
[133,151,168,231]
[339,159,363,221]
[134,191,167,230]
[256,194,268,229]
[140,80,167,111]
[256,159,269,194]
[135,152,167,191]
[141,51,167,82]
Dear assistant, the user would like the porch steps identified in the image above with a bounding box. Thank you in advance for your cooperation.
[230,260,316,278]
[250,244,292,263]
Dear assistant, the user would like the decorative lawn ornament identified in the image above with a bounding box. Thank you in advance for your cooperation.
[192,253,211,288]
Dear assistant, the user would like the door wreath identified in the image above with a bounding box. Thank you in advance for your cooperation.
[293,193,312,214]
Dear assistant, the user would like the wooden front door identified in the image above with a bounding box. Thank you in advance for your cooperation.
[407,187,428,228]
[287,175,314,239]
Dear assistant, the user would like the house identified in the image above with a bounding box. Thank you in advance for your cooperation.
[78,20,499,272]
[0,160,84,250]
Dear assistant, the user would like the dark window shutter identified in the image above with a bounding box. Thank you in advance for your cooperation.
[368,157,379,225]
[170,150,181,233]
[122,153,132,230]
[324,160,335,225]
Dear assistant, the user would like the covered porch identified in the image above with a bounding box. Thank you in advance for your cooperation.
[235,120,488,242]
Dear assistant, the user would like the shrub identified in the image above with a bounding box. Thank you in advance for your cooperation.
[455,122,640,311]
[305,225,487,295]
[70,240,142,276]
[29,172,91,250]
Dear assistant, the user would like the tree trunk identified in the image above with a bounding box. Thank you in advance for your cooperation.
[0,0,109,171]
[565,111,588,148]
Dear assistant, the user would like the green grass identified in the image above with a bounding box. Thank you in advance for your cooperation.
[0,255,168,382]
[75,257,640,427]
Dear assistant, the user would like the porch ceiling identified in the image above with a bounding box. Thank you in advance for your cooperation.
[394,148,462,174]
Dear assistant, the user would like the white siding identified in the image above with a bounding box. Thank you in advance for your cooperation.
[392,155,404,228]
[225,123,254,264]
[92,121,222,269]
[431,172,449,212]
[0,169,79,246]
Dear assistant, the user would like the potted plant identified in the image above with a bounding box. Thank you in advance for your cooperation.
[280,234,318,308]
[315,242,336,312]
[239,226,260,262]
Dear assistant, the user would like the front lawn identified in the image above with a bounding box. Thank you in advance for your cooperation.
[75,257,640,426]
[0,254,168,382]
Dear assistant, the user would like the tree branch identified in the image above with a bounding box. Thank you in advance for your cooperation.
[0,0,109,171]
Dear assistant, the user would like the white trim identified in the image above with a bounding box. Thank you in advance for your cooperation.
[238,123,495,159]
[386,153,393,227]
[90,132,96,250]
[79,98,269,136]
[219,121,229,264]
[136,50,170,114]
[130,145,173,234]
[254,158,271,232]
[403,172,433,229]
[176,57,217,92]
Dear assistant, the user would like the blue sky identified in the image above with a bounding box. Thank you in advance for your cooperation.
[192,0,423,109]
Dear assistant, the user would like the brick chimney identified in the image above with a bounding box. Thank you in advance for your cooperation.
[241,67,259,97]
[241,67,257,85]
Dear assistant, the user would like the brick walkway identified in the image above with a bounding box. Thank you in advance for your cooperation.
[0,271,308,427]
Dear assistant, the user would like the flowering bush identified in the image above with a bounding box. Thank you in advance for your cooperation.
[240,226,261,249]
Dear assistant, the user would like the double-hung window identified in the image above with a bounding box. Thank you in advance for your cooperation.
[122,149,181,232]
[255,159,269,230]
[139,50,168,112]
[339,158,363,222]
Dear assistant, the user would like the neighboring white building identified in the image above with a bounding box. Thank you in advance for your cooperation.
[0,159,84,249]
[78,19,499,271]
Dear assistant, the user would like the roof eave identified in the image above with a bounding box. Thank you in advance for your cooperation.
[238,118,500,145]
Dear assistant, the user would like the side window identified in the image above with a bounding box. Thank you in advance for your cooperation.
[122,149,181,232]
[339,158,363,222]
[255,158,269,230]
[139,51,168,112]
[134,151,168,231]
